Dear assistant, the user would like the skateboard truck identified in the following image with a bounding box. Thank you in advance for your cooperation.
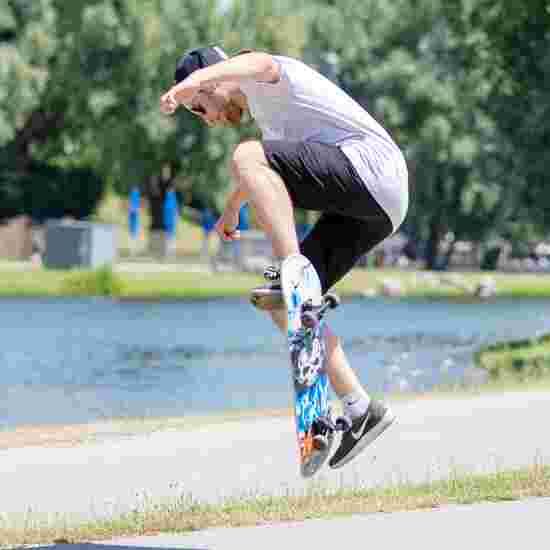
[290,292,341,389]
[300,293,340,329]
[311,413,352,450]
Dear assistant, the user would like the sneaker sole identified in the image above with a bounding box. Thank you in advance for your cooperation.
[329,408,396,469]
[250,287,284,311]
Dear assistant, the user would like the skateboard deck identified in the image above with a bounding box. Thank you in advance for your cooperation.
[281,254,334,478]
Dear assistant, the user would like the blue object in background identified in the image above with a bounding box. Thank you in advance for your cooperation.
[163,189,179,239]
[128,187,140,239]
[202,208,216,234]
[238,204,250,231]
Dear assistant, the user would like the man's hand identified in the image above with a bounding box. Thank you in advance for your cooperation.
[160,73,204,115]
[215,206,241,242]
[160,89,179,115]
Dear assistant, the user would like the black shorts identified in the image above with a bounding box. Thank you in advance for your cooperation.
[263,140,393,293]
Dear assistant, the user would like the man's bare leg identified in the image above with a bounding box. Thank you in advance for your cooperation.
[233,139,394,467]
[274,304,395,471]
[231,141,299,259]
[231,141,371,419]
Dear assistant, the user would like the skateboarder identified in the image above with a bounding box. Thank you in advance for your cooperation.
[160,46,409,469]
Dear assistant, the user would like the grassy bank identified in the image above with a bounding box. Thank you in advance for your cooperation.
[476,333,550,380]
[2,381,550,547]
[2,463,549,548]
[2,263,550,299]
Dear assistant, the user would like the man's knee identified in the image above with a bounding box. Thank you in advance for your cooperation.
[231,140,267,179]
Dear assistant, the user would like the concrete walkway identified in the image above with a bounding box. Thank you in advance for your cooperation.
[11,499,549,550]
[99,497,550,550]
[2,391,549,529]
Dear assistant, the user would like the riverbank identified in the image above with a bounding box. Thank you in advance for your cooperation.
[1,261,550,299]
[3,377,550,451]
[3,465,548,548]
[476,333,550,380]
[2,389,550,548]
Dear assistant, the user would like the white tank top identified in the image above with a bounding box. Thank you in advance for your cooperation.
[239,56,409,230]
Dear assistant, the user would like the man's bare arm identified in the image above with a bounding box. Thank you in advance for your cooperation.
[189,52,280,87]
[214,187,249,241]
[161,53,280,110]
[227,186,249,209]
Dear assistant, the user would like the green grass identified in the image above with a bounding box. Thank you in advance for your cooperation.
[475,333,550,380]
[0,267,67,296]
[1,264,550,299]
[2,463,549,548]
[0,266,263,299]
[116,269,262,300]
[9,190,543,300]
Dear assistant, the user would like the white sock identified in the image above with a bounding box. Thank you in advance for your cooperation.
[341,390,371,420]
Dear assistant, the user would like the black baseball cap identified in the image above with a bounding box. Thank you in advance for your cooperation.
[174,46,228,84]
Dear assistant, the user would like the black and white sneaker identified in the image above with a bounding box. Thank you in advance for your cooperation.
[329,399,395,469]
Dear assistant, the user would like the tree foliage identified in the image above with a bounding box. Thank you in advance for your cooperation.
[0,163,103,221]
[0,0,548,263]
[446,0,550,235]
[306,0,505,267]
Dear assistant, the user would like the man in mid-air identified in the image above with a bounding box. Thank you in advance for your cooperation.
[160,46,408,468]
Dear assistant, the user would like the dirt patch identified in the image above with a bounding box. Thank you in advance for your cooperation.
[0,423,131,450]
[0,408,293,450]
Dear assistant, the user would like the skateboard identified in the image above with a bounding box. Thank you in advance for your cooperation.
[280,254,350,478]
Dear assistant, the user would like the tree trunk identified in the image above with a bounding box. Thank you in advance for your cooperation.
[425,172,447,270]
[425,216,444,270]
[144,173,174,231]
[144,171,174,257]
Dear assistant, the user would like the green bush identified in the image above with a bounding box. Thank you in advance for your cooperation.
[475,334,550,381]
[62,266,123,297]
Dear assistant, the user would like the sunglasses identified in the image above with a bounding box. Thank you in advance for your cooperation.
[189,105,206,115]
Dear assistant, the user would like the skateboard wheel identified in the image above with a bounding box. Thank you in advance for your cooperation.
[312,434,329,451]
[301,311,318,329]
[323,293,341,309]
[314,416,335,433]
[335,416,352,432]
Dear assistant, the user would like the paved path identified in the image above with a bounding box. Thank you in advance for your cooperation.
[98,498,550,550]
[2,391,549,528]
[14,499,550,550]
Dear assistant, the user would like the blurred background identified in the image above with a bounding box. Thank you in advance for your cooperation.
[0,0,548,273]
[1,0,550,429]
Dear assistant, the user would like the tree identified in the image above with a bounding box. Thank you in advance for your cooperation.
[0,0,58,168]
[0,0,143,221]
[102,0,311,237]
[0,163,103,221]
[445,0,550,237]
[97,0,242,235]
[306,0,513,268]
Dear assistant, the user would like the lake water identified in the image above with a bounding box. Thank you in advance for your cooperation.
[1,297,550,428]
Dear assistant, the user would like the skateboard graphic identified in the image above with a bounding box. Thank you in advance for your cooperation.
[280,254,349,478]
